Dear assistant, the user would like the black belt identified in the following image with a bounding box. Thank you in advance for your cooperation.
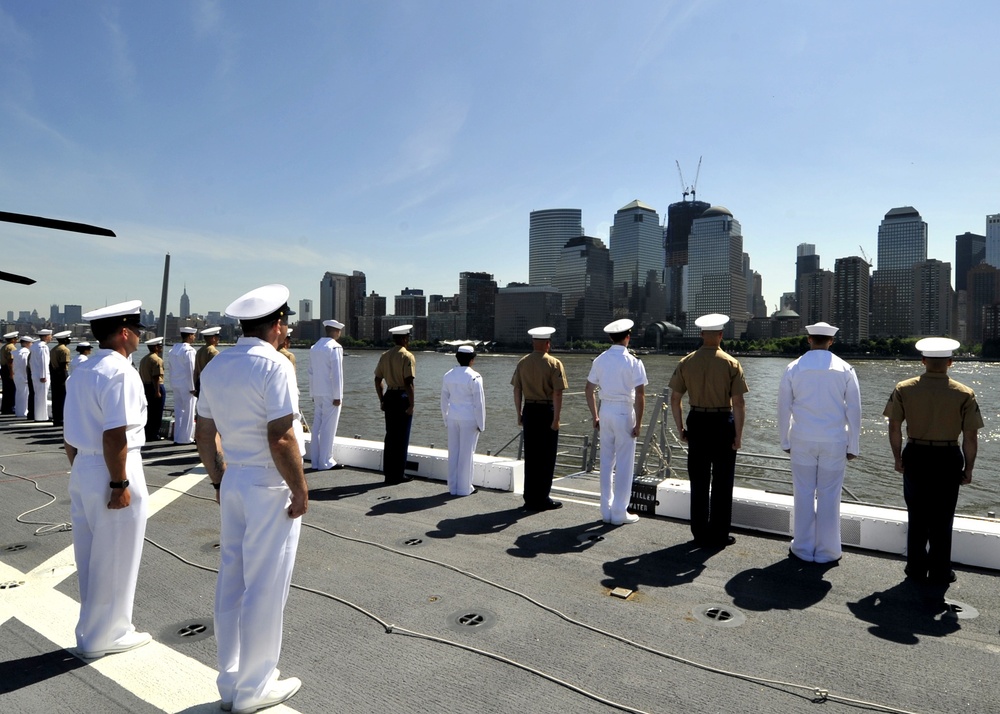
[524,399,553,405]
[690,406,731,413]
[385,388,407,393]
[908,438,958,447]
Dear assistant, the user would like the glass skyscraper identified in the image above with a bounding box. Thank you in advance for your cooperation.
[871,207,927,337]
[553,236,612,341]
[610,200,664,327]
[684,206,746,339]
[529,209,583,287]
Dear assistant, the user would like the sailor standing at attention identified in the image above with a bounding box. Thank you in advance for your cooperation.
[669,314,748,547]
[777,322,861,563]
[374,324,416,484]
[585,319,648,525]
[883,337,982,585]
[1,331,18,415]
[49,330,73,427]
[71,342,93,374]
[139,337,166,442]
[167,326,198,444]
[29,328,53,421]
[193,326,221,396]
[511,326,568,511]
[441,345,486,496]
[309,319,345,471]
[12,336,32,418]
[63,300,151,659]
[196,284,306,714]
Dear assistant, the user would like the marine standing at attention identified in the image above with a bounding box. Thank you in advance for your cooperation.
[883,337,982,585]
[511,326,568,511]
[12,336,32,418]
[193,326,221,396]
[374,324,416,484]
[29,328,53,421]
[669,314,748,547]
[167,326,198,444]
[278,329,296,367]
[1,331,18,415]
[64,300,151,659]
[777,322,861,564]
[196,284,306,714]
[49,330,73,427]
[441,345,486,497]
[309,319,345,471]
[139,337,166,442]
[585,319,648,525]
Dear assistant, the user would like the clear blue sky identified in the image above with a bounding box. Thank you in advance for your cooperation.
[1,1,997,320]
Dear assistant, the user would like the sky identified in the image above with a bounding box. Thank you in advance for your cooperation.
[1,0,998,321]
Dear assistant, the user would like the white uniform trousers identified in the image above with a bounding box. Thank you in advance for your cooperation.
[598,402,637,521]
[13,378,29,417]
[69,451,148,653]
[446,418,480,496]
[789,439,847,563]
[173,392,197,444]
[215,464,301,711]
[309,399,341,469]
[32,376,49,421]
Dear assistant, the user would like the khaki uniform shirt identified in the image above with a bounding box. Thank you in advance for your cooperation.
[668,346,749,408]
[138,352,165,386]
[1,342,15,377]
[375,345,415,389]
[279,346,296,367]
[193,344,220,387]
[50,344,71,377]
[510,351,568,401]
[883,372,983,442]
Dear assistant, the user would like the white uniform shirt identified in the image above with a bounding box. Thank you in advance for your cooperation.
[441,366,486,431]
[308,336,343,400]
[12,346,30,384]
[29,341,50,381]
[586,345,648,404]
[70,354,89,374]
[167,342,196,393]
[64,349,147,453]
[777,349,862,455]
[197,337,300,466]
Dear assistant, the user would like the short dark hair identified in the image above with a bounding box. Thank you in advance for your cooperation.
[609,330,630,343]
[240,303,291,335]
[456,351,476,367]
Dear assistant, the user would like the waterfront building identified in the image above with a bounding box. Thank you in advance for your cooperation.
[529,209,582,287]
[684,206,747,340]
[799,269,833,327]
[553,236,612,342]
[610,200,665,328]
[494,284,565,347]
[871,207,927,337]
[956,232,986,291]
[381,315,427,342]
[833,256,870,345]
[359,291,386,342]
[458,271,496,342]
[663,198,710,330]
[394,287,426,318]
[794,244,820,313]
[427,294,460,342]
[64,304,82,324]
[298,299,313,322]
[985,214,1000,268]
[912,259,953,337]
[967,263,1000,344]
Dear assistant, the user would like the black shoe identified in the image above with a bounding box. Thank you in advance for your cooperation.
[904,568,928,583]
[330,464,345,470]
[523,499,562,512]
[927,570,957,585]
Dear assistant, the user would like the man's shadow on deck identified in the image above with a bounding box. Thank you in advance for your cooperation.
[725,556,838,611]
[507,519,626,559]
[364,490,454,516]
[601,540,714,591]
[309,479,387,503]
[427,506,529,539]
[0,648,87,694]
[846,580,959,644]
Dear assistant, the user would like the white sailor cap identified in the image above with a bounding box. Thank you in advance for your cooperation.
[805,322,838,337]
[694,313,729,331]
[3,331,18,339]
[604,318,634,334]
[389,324,413,335]
[77,341,91,349]
[200,326,221,336]
[36,328,53,336]
[527,326,556,339]
[19,335,34,343]
[82,300,146,328]
[323,319,344,329]
[225,284,293,321]
[179,327,198,334]
[915,337,960,358]
[145,337,164,346]
[53,330,72,339]
[457,345,475,354]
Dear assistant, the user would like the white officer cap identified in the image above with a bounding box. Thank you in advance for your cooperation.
[145,337,164,346]
[3,331,18,339]
[604,318,634,334]
[915,337,960,358]
[53,330,72,339]
[179,326,198,334]
[457,345,475,354]
[19,336,34,343]
[323,319,344,329]
[36,328,53,336]
[200,326,221,336]
[527,326,556,339]
[225,284,292,321]
[805,322,838,337]
[83,300,146,327]
[694,313,729,331]
[389,324,413,335]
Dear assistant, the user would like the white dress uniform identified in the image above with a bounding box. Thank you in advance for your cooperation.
[198,336,304,710]
[71,353,89,374]
[778,348,861,563]
[64,348,149,654]
[308,335,343,469]
[12,342,31,417]
[587,343,649,523]
[167,341,197,443]
[29,337,51,421]
[441,364,486,496]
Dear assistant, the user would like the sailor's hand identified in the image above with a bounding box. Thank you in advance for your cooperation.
[893,456,903,474]
[961,468,973,486]
[333,399,341,407]
[288,491,308,518]
[108,487,131,509]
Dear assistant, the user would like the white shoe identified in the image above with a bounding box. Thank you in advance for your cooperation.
[233,677,302,714]
[77,630,152,659]
[611,513,641,526]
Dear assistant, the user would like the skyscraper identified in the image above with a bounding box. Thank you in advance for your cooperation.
[912,259,953,336]
[955,232,986,292]
[610,200,664,327]
[320,270,365,335]
[966,263,1000,344]
[799,270,833,326]
[663,198,710,328]
[985,214,1000,268]
[458,271,497,341]
[494,285,565,347]
[529,209,582,287]
[795,243,820,313]
[553,236,613,341]
[871,207,927,337]
[684,206,746,339]
[180,286,190,318]
[395,288,426,317]
[833,256,870,345]
[347,270,367,337]
[298,299,313,322]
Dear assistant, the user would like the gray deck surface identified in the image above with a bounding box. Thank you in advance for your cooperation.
[1,416,997,714]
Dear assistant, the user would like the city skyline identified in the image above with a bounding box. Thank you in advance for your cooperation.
[1,3,998,318]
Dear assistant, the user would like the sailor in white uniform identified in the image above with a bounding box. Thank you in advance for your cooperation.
[778,321,861,563]
[196,284,306,714]
[12,336,33,418]
[29,328,53,421]
[585,319,649,525]
[167,326,198,444]
[71,341,93,374]
[63,300,151,659]
[308,319,345,470]
[441,345,486,496]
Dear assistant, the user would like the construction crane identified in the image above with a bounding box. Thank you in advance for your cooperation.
[858,245,872,265]
[674,157,703,201]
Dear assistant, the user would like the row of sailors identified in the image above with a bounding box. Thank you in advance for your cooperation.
[1,329,92,424]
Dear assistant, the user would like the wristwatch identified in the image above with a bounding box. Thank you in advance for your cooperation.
[109,480,130,489]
